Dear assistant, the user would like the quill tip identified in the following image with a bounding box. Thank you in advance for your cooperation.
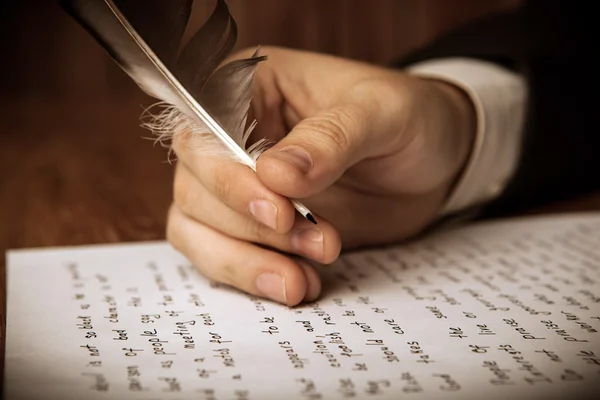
[306,213,317,225]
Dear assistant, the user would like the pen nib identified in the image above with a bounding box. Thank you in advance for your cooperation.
[306,213,317,225]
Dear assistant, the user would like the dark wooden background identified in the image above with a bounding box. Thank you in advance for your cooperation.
[0,0,523,100]
[2,0,598,386]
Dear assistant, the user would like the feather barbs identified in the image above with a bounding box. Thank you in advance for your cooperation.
[60,0,317,222]
[140,98,271,165]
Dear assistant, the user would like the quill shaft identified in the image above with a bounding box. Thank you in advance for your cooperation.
[61,0,316,223]
[103,0,254,167]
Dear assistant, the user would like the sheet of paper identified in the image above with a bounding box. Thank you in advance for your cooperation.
[4,214,600,399]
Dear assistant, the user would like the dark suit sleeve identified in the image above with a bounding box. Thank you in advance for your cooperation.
[396,0,599,218]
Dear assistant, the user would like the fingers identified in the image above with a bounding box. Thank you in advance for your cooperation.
[167,204,321,306]
[173,163,342,264]
[173,139,296,234]
[256,105,366,198]
[256,82,405,199]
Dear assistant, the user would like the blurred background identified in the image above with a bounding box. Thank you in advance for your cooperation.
[0,0,520,251]
[1,0,521,100]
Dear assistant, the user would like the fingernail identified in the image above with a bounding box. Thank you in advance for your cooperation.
[291,229,324,260]
[256,273,287,304]
[249,199,278,230]
[298,260,322,302]
[274,146,313,174]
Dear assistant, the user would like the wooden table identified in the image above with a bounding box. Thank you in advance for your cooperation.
[0,97,175,385]
[1,97,599,387]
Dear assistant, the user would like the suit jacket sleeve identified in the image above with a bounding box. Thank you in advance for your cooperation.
[396,0,599,218]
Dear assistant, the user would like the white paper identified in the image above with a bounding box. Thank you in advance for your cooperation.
[4,214,600,399]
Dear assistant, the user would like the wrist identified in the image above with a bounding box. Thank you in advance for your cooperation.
[406,58,526,216]
[423,78,478,192]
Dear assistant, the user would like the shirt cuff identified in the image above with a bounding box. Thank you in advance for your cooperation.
[406,57,528,216]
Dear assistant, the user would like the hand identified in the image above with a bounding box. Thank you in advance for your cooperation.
[167,47,476,306]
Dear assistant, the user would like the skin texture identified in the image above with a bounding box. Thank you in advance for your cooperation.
[167,46,476,306]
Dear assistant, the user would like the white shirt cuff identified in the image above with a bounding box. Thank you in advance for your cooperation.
[407,57,527,216]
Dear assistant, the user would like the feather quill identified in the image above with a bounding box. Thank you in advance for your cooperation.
[60,0,315,223]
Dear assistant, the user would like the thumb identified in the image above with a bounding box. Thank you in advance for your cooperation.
[256,99,394,199]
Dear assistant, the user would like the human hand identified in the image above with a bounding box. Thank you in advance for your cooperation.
[167,47,476,306]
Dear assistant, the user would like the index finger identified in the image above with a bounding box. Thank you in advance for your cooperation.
[172,134,298,234]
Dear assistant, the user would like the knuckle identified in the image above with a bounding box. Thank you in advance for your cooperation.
[212,165,232,204]
[316,118,350,154]
[304,107,362,155]
[172,168,194,215]
[243,217,271,244]
[216,264,238,286]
